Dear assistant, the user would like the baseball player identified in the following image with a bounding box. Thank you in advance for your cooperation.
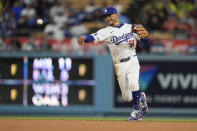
[78,7,149,121]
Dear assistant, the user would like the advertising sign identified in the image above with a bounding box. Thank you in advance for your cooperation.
[114,60,197,108]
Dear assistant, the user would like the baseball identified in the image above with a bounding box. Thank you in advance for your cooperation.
[37,19,43,25]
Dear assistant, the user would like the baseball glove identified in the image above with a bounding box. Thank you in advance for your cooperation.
[132,25,149,39]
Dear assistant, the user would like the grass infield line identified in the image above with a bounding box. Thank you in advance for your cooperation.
[0,116,197,122]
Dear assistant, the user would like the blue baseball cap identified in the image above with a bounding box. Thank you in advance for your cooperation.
[103,7,117,16]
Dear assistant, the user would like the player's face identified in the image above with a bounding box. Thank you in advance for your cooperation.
[104,14,119,26]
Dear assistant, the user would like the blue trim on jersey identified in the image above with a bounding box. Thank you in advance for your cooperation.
[112,23,124,28]
[82,35,95,43]
[140,38,150,44]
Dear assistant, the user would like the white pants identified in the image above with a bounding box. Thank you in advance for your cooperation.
[114,56,140,102]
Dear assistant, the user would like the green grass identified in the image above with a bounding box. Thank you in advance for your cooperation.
[0,116,124,121]
[0,116,197,122]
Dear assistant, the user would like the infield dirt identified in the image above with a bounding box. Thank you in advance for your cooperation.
[0,119,197,131]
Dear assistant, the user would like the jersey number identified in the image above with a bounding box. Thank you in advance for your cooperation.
[129,40,134,48]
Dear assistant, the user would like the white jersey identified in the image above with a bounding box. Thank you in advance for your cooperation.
[91,23,140,63]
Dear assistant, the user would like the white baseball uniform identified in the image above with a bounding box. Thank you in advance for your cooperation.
[91,23,140,102]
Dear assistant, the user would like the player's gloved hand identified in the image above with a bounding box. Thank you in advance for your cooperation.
[77,37,85,45]
[132,24,149,39]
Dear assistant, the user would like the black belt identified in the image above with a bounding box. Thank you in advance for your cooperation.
[119,56,130,63]
[119,55,136,63]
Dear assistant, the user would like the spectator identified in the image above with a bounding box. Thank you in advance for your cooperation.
[76,6,87,23]
[0,1,3,11]
[0,0,196,55]
[0,0,9,16]
[22,38,37,51]
[64,1,77,16]
[20,3,37,28]
[176,21,190,33]
[194,0,197,17]
[119,14,131,24]
[189,23,197,40]
[53,11,68,27]
[33,0,47,18]
[10,1,24,20]
[176,0,193,19]
[187,37,197,54]
[143,0,164,12]
[21,3,36,19]
[44,19,64,41]
[113,0,123,15]
[162,15,179,31]
[49,1,64,19]
[85,0,97,13]
[23,0,36,6]
[157,7,168,25]
[181,12,195,29]
[7,36,21,50]
[40,38,51,50]
[165,0,177,16]
[146,5,161,30]
[43,0,56,9]
[17,15,28,30]
[0,37,6,50]
[70,23,88,37]
[148,15,161,30]
[62,23,71,38]
[0,11,17,37]
[67,10,80,27]
[85,8,103,23]
[150,39,165,54]
[139,13,149,26]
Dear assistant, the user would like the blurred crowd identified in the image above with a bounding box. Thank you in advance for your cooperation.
[0,0,197,55]
[139,0,197,54]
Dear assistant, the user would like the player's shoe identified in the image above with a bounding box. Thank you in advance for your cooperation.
[126,110,142,121]
[140,92,148,114]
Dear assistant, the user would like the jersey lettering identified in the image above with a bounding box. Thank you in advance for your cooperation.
[110,32,133,45]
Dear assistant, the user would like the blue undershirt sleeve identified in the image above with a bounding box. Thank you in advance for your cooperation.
[82,35,95,43]
[140,38,150,44]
